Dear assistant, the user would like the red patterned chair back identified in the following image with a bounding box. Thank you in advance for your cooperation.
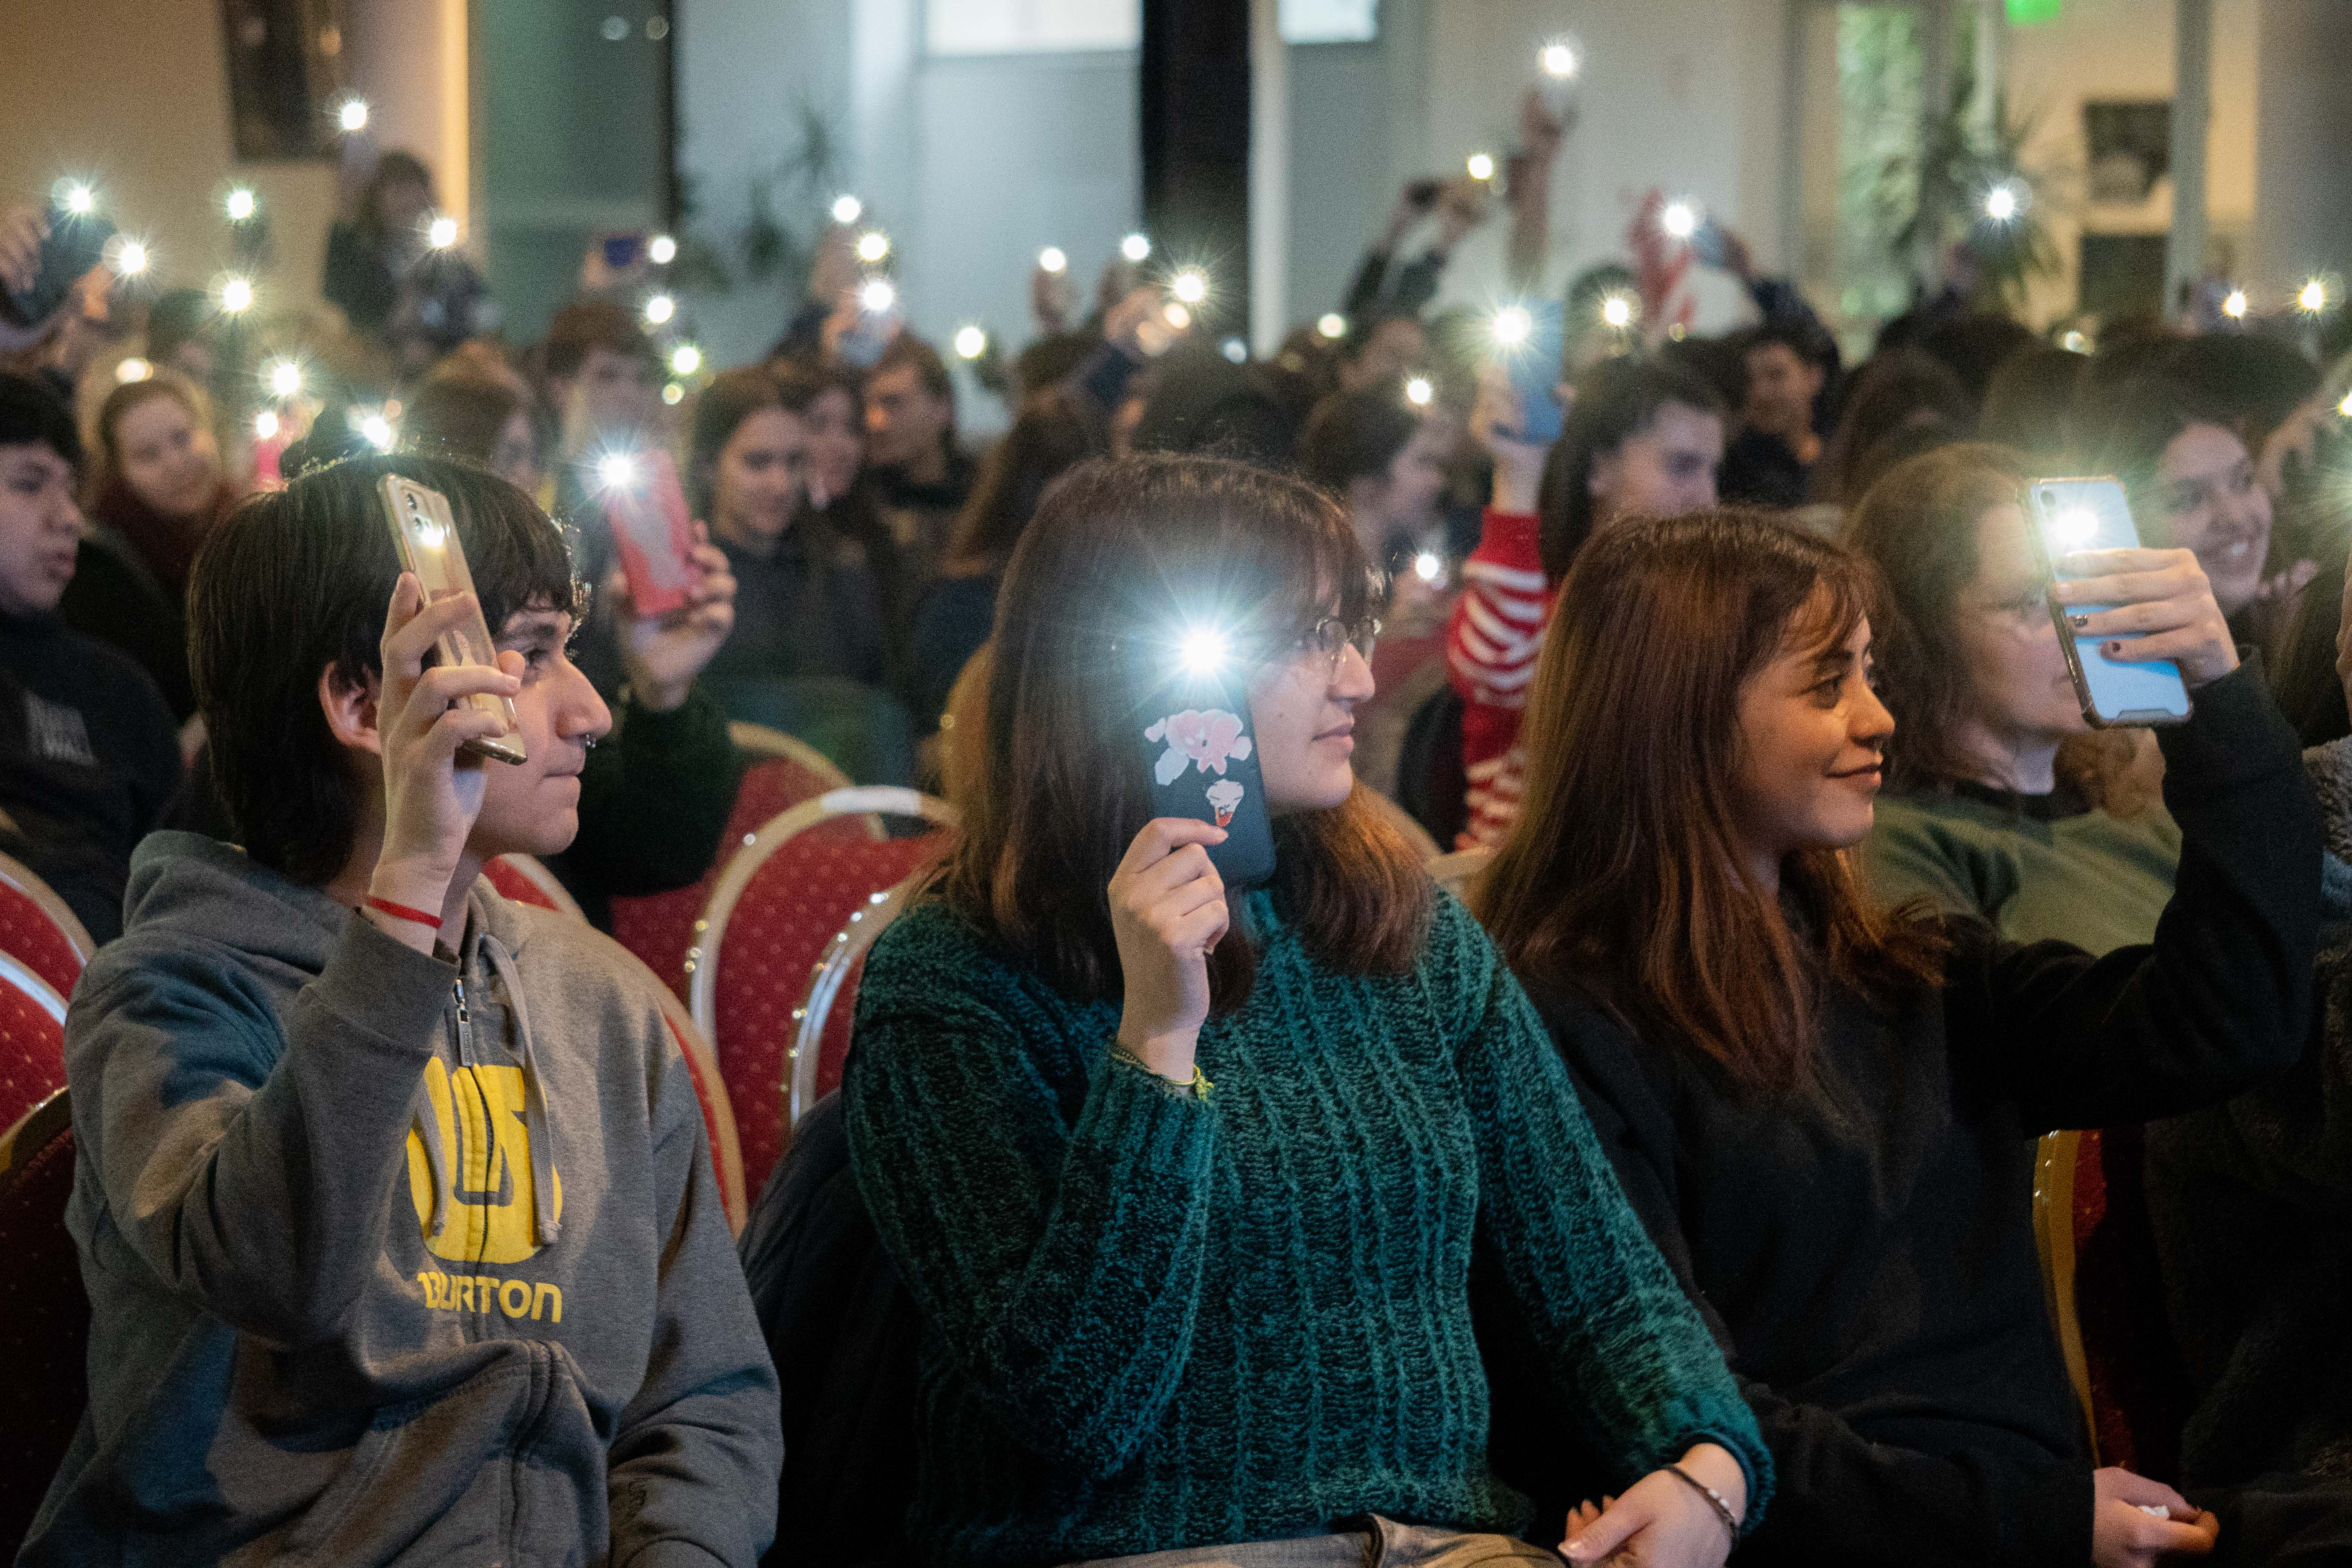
[609,741,851,999]
[0,1089,85,1554]
[787,872,927,1132]
[652,985,749,1237]
[2032,1126,2188,1477]
[0,852,92,1003]
[480,855,585,919]
[0,952,69,1142]
[688,787,956,1197]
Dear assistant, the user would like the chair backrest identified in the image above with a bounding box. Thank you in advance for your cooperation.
[480,855,586,920]
[2033,1125,2189,1478]
[787,872,924,1134]
[0,852,93,1002]
[1425,848,1492,903]
[0,1088,87,1554]
[727,721,854,787]
[689,787,957,1197]
[651,982,748,1238]
[0,952,69,1142]
[609,753,852,998]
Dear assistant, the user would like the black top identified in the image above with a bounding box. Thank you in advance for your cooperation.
[901,571,997,737]
[0,611,182,940]
[322,221,397,336]
[1513,661,2317,1567]
[1716,429,1812,511]
[703,526,888,694]
[58,529,192,720]
[546,682,743,928]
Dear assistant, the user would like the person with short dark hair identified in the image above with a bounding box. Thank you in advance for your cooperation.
[402,364,542,495]
[844,452,1773,1568]
[864,334,975,606]
[1978,343,2086,462]
[20,451,780,1565]
[0,373,180,942]
[1297,383,1453,575]
[1815,349,1975,507]
[1718,319,1835,509]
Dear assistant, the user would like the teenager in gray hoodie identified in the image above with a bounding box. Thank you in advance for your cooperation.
[19,454,781,1567]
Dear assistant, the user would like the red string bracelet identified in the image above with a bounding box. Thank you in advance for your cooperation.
[363,895,443,929]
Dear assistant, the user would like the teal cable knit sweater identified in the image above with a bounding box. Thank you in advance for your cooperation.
[843,887,1772,1567]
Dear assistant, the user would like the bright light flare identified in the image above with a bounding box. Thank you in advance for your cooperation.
[1601,294,1634,328]
[1317,313,1347,340]
[1492,305,1533,347]
[1661,201,1698,240]
[108,237,148,276]
[643,293,675,325]
[647,233,677,265]
[1540,40,1579,78]
[115,358,151,383]
[2222,288,2248,319]
[669,343,701,376]
[338,99,369,132]
[597,453,638,490]
[1176,627,1227,676]
[1983,183,2021,222]
[426,215,459,249]
[1162,301,1192,331]
[1121,232,1152,263]
[2300,279,2330,313]
[2338,390,2352,419]
[358,412,394,451]
[2061,330,2088,353]
[830,195,863,226]
[1413,551,1443,583]
[225,187,257,222]
[952,325,987,359]
[2050,506,2101,549]
[859,277,897,314]
[265,358,303,398]
[57,181,95,216]
[1466,152,1496,182]
[1404,376,1434,406]
[1171,267,1208,305]
[219,276,254,314]
[1038,246,1068,274]
[1220,336,1247,364]
[854,230,891,264]
[253,408,279,439]
[662,382,684,406]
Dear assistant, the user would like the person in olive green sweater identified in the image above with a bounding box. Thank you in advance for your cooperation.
[1848,442,2181,952]
[844,455,1771,1568]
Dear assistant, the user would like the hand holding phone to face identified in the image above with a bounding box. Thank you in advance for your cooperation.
[1106,816,1230,1075]
[379,476,526,764]
[1137,648,1277,892]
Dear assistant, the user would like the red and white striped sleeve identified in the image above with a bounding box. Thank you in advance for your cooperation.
[1445,508,1555,850]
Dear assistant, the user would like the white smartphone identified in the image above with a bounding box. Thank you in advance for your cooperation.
[378,475,526,764]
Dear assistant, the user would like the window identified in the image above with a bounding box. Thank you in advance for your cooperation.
[926,0,1140,55]
[1280,0,1377,43]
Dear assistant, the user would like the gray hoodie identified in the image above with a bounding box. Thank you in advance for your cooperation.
[18,832,780,1568]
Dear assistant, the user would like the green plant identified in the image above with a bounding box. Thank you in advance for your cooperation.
[737,100,849,294]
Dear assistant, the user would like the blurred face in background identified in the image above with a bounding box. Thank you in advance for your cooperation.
[2147,421,2271,616]
[1742,341,1824,442]
[114,393,222,520]
[1592,402,1724,528]
[1950,501,2084,750]
[373,175,434,245]
[803,383,863,507]
[573,345,656,438]
[708,408,808,554]
[1339,316,1427,397]
[1351,413,1453,546]
[864,361,951,473]
[491,408,541,496]
[0,442,83,615]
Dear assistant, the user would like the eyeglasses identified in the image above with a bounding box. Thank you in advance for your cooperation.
[1295,615,1381,677]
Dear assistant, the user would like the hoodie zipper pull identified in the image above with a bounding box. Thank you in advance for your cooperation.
[453,976,477,1067]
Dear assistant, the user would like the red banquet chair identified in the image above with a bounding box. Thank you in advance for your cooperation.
[688,787,956,1197]
[785,871,927,1133]
[0,951,70,1142]
[609,728,852,999]
[0,1088,85,1555]
[0,851,94,1003]
[2033,1126,2189,1479]
[480,854,586,919]
[648,979,750,1238]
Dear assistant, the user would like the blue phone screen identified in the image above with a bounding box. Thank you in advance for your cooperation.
[1500,300,1566,446]
[2030,478,2192,725]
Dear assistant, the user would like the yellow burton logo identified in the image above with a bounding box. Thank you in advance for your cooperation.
[406,1058,561,1264]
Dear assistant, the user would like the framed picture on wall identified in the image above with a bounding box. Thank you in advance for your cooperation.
[2083,101,2170,205]
[219,0,351,159]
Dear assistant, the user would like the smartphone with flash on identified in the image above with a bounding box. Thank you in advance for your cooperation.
[599,449,696,617]
[1496,299,1566,446]
[1132,633,1276,891]
[2024,476,2192,728]
[378,475,527,764]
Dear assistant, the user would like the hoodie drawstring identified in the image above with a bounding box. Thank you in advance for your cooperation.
[482,933,561,1246]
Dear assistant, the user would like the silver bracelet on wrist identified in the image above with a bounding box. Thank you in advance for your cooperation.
[1664,1462,1742,1540]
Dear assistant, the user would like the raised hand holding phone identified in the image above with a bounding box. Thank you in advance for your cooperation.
[1108,817,1230,1080]
[366,573,524,950]
[2030,477,2233,725]
[608,520,737,712]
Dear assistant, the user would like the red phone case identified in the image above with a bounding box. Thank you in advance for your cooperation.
[601,449,696,617]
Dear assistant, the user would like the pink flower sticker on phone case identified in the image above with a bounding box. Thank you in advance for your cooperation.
[1144,708,1254,787]
[1204,779,1245,827]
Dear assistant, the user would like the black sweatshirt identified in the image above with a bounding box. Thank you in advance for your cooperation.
[0,610,181,941]
[1512,661,2318,1567]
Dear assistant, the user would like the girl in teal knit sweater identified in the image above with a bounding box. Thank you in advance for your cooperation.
[843,454,1771,1568]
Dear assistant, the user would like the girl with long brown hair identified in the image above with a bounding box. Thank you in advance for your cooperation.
[1478,508,2316,1567]
[843,454,1772,1568]
[1847,443,2177,954]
